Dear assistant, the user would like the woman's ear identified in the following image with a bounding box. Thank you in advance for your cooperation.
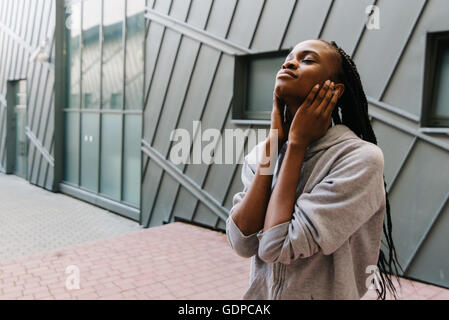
[334,83,345,98]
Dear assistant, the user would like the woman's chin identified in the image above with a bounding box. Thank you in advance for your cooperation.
[274,84,292,100]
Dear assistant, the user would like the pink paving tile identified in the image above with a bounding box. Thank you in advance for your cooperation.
[432,290,449,300]
[1,222,448,300]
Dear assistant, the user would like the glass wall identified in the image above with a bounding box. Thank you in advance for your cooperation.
[63,0,145,212]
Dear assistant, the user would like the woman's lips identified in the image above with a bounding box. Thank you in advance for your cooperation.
[277,70,297,79]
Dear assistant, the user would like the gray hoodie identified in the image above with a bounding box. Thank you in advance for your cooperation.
[226,124,386,300]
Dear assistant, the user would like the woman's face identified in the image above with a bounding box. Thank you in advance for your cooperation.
[275,40,343,111]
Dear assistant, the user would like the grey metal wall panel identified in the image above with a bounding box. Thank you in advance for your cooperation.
[225,0,265,48]
[382,0,449,116]
[149,168,178,226]
[144,23,165,100]
[152,37,200,154]
[146,46,221,226]
[153,0,173,14]
[205,0,237,39]
[144,29,182,143]
[282,0,333,48]
[406,199,449,288]
[389,140,449,267]
[169,0,192,21]
[184,0,212,29]
[30,70,51,184]
[36,85,54,188]
[0,0,55,191]
[319,0,374,55]
[353,0,425,98]
[245,0,296,52]
[371,119,416,187]
[169,53,234,221]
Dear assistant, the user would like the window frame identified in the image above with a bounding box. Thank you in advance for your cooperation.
[232,49,291,125]
[421,31,449,128]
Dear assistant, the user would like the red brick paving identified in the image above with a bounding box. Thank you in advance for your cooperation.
[0,222,448,300]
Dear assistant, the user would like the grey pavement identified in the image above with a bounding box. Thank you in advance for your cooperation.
[0,173,142,262]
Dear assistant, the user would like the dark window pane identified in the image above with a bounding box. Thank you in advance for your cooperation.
[246,56,285,115]
[434,44,449,118]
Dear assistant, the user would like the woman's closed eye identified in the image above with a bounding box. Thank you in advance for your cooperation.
[301,58,315,63]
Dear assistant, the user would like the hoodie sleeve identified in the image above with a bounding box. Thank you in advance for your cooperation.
[226,153,260,258]
[257,144,386,265]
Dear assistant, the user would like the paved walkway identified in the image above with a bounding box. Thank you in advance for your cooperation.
[0,221,448,300]
[1,173,448,300]
[0,173,141,262]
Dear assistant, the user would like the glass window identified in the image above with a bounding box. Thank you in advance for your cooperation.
[65,2,81,109]
[82,0,101,109]
[423,32,449,127]
[123,114,142,207]
[80,113,100,192]
[102,0,124,110]
[63,113,80,184]
[246,56,286,116]
[233,50,289,121]
[433,43,449,118]
[100,114,122,200]
[125,0,145,109]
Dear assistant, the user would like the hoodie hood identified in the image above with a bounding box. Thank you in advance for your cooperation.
[270,124,361,194]
[245,124,360,171]
[301,124,360,161]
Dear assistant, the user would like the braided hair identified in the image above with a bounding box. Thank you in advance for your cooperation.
[319,39,403,300]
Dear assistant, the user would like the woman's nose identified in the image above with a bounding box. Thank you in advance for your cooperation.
[282,60,298,70]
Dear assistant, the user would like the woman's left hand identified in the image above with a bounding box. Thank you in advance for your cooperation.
[288,80,340,148]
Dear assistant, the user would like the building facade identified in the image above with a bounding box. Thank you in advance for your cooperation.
[0,0,448,289]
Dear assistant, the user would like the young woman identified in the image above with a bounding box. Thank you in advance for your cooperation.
[226,39,402,300]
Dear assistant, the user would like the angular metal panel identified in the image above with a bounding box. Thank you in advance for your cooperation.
[249,0,296,51]
[0,0,55,189]
[371,119,416,187]
[152,38,200,154]
[318,0,374,54]
[225,0,265,48]
[170,54,234,222]
[354,0,425,98]
[282,0,333,48]
[146,46,221,226]
[168,0,191,21]
[143,29,182,143]
[382,0,449,116]
[184,0,212,29]
[406,198,449,288]
[389,140,449,268]
[205,0,237,39]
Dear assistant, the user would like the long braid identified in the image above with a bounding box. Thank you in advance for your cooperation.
[320,39,403,300]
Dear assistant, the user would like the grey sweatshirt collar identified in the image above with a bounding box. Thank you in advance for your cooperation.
[272,124,360,192]
[287,124,360,161]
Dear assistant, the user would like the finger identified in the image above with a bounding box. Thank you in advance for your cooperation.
[316,82,335,115]
[301,83,320,109]
[310,80,331,110]
[323,89,339,118]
